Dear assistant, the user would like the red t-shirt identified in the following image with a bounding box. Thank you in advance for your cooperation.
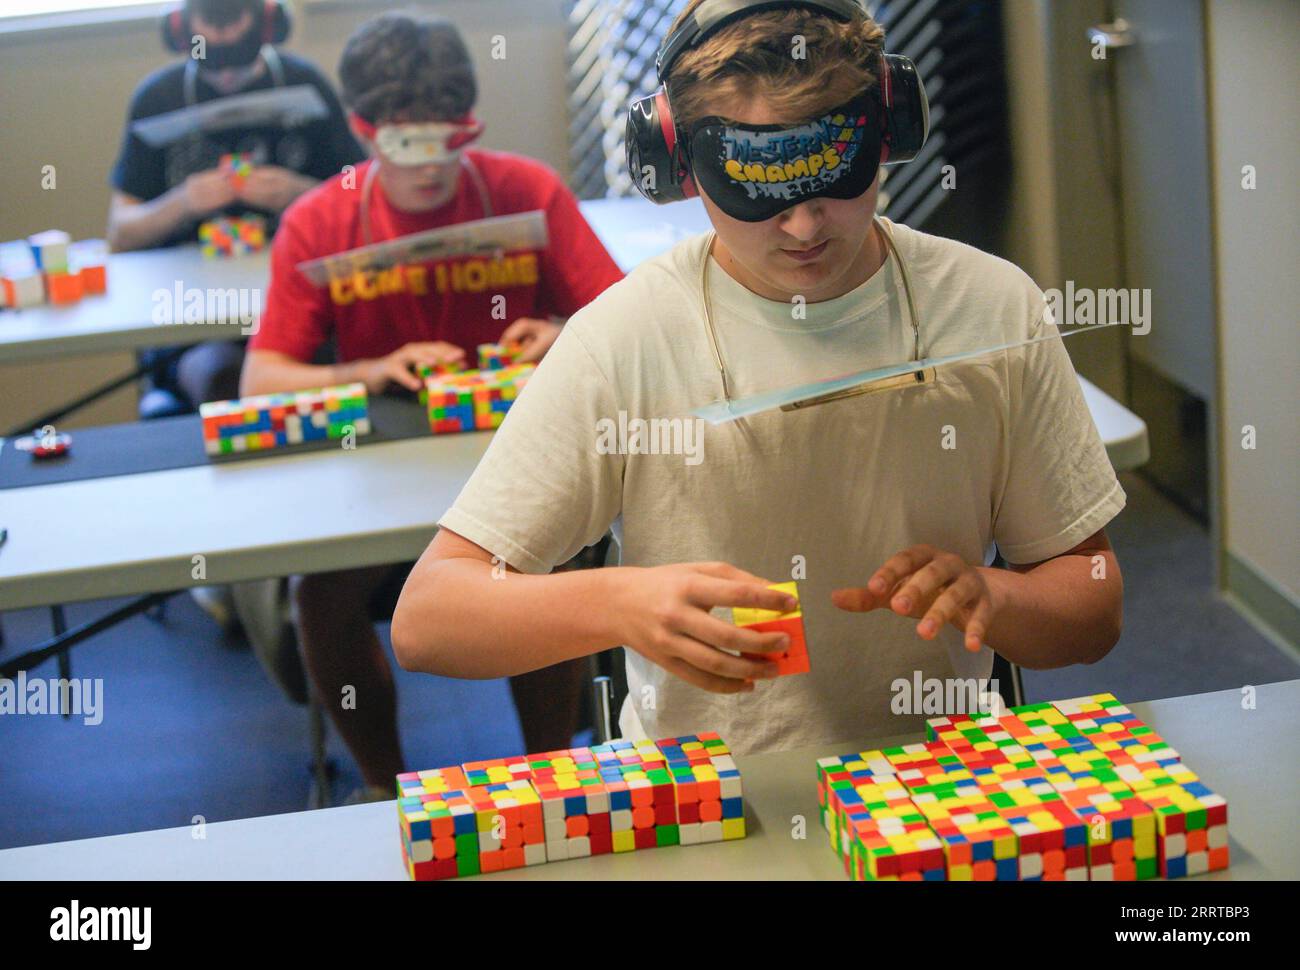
[251,151,624,363]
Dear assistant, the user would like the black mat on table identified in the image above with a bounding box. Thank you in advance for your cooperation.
[0,394,433,491]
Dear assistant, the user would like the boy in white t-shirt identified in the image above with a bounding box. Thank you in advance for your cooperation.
[391,0,1127,754]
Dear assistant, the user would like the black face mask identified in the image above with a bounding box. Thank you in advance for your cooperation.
[687,93,883,222]
[199,28,265,71]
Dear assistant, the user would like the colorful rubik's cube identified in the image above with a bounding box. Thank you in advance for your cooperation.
[842,788,946,882]
[657,733,745,845]
[199,383,370,456]
[415,359,464,406]
[731,580,809,675]
[477,341,524,370]
[467,779,548,873]
[534,765,620,860]
[199,214,267,258]
[1040,765,1156,880]
[590,739,681,850]
[28,229,69,273]
[1,261,44,308]
[221,151,253,189]
[818,755,915,874]
[424,363,534,434]
[972,771,1090,880]
[398,787,480,881]
[816,750,897,837]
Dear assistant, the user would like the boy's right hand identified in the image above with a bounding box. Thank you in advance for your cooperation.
[613,562,796,694]
[358,342,468,394]
[182,169,238,218]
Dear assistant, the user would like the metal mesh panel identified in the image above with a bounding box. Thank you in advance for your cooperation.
[566,0,687,199]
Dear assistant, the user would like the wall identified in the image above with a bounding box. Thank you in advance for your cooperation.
[0,0,569,428]
[1205,0,1300,646]
[998,0,1127,402]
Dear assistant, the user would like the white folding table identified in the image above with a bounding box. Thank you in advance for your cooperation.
[0,683,1292,880]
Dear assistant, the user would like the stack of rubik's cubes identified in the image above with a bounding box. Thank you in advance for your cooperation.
[199,214,267,258]
[200,383,370,456]
[398,733,745,880]
[1,232,108,309]
[422,343,532,434]
[818,693,1228,881]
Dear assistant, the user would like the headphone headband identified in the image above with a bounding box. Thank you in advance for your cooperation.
[656,0,867,81]
[162,0,290,54]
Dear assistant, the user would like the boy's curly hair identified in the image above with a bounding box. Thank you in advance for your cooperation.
[665,1,886,127]
[339,13,477,124]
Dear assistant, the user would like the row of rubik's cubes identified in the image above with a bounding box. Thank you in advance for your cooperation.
[1,231,107,309]
[398,734,744,880]
[819,693,1228,881]
[199,382,370,456]
[418,342,534,434]
[199,214,267,259]
[195,344,528,458]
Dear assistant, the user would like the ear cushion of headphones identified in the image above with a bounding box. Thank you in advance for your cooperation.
[879,53,929,164]
[626,89,695,204]
[265,0,291,45]
[161,9,188,53]
[160,2,290,53]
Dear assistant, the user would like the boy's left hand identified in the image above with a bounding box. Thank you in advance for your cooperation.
[499,317,563,362]
[832,544,1002,653]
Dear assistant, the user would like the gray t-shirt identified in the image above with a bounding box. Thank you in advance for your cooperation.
[439,218,1126,754]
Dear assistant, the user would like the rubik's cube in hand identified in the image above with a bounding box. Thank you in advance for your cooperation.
[221,152,254,190]
[732,580,809,675]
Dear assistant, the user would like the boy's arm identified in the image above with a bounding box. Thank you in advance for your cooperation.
[106,171,234,252]
[240,342,467,397]
[834,529,1121,669]
[390,527,797,694]
[836,281,1127,667]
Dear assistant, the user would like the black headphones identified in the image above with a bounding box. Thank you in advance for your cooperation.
[626,0,929,205]
[160,0,290,53]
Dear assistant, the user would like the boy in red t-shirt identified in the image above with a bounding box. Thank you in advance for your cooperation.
[241,12,623,799]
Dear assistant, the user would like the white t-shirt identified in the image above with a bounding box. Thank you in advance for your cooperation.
[438,217,1126,754]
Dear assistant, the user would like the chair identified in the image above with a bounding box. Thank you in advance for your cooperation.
[137,347,195,420]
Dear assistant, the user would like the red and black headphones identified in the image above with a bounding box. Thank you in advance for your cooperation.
[626,0,929,206]
[160,0,290,53]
